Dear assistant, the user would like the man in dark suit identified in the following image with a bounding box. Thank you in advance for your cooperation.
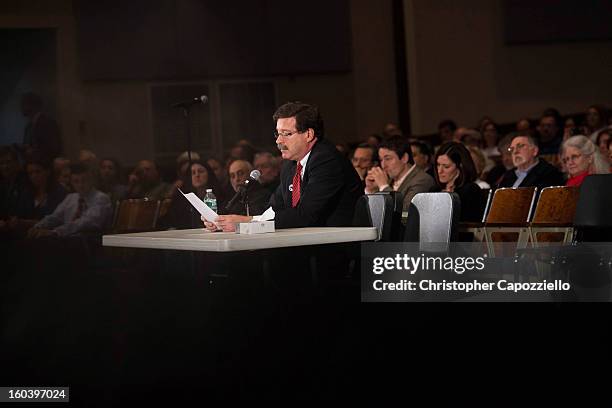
[205,101,362,231]
[497,133,564,189]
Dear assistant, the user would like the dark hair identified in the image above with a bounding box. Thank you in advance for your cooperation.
[379,136,414,165]
[367,134,382,144]
[100,157,124,183]
[596,128,610,146]
[25,155,54,191]
[438,119,457,132]
[410,141,432,159]
[185,159,226,203]
[433,142,477,189]
[540,108,562,128]
[353,143,378,163]
[587,104,609,126]
[69,162,91,175]
[273,102,324,140]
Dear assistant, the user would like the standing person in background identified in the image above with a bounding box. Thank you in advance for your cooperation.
[20,92,62,162]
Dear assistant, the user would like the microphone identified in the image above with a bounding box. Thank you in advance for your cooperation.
[171,95,208,108]
[225,170,261,210]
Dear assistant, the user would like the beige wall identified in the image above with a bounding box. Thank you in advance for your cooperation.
[404,0,612,135]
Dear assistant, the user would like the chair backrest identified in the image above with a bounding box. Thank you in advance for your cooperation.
[353,193,396,241]
[574,174,612,231]
[480,188,493,223]
[405,192,460,252]
[485,187,537,225]
[531,186,579,225]
[113,199,161,233]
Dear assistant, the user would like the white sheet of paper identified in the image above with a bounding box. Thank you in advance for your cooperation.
[252,206,275,222]
[179,189,218,223]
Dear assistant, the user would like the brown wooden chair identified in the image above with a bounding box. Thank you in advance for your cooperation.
[529,186,579,246]
[112,199,161,233]
[483,187,537,257]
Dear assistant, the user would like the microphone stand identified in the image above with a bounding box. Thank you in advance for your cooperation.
[182,106,195,228]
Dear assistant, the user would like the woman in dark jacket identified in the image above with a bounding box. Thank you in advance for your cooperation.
[431,142,487,222]
[8,157,67,235]
[159,159,226,229]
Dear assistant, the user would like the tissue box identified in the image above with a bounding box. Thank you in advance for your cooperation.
[236,221,275,234]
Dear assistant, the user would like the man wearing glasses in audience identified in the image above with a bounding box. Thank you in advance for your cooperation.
[204,101,362,232]
[497,133,564,189]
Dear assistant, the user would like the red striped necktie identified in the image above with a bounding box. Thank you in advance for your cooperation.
[291,162,303,208]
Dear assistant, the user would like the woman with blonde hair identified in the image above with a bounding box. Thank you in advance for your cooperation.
[561,135,609,187]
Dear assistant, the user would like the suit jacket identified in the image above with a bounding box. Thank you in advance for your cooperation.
[497,158,564,190]
[382,165,436,212]
[270,139,362,229]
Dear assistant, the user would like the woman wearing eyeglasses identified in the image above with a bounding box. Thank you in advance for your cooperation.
[561,135,610,187]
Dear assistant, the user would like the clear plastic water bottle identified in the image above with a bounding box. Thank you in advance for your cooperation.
[203,188,217,213]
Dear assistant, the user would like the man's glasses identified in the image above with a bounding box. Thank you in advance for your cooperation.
[274,130,301,140]
[507,143,528,153]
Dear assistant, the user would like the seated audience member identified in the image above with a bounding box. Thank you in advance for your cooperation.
[253,152,281,194]
[351,143,377,182]
[223,159,270,216]
[53,157,72,192]
[5,157,67,234]
[27,163,111,238]
[99,158,128,204]
[497,133,564,189]
[585,105,608,142]
[78,149,100,184]
[481,121,501,160]
[432,142,486,222]
[365,135,435,212]
[205,101,362,231]
[228,143,256,165]
[467,146,491,189]
[207,157,233,199]
[127,160,170,201]
[562,135,610,187]
[365,134,382,149]
[167,151,201,197]
[383,123,403,138]
[437,119,457,144]
[595,128,610,157]
[410,141,434,178]
[516,118,531,133]
[0,146,28,220]
[485,134,514,187]
[536,109,563,155]
[563,117,580,141]
[160,160,225,229]
[454,127,481,146]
